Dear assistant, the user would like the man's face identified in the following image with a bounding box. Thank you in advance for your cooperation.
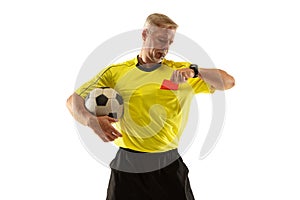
[143,26,176,63]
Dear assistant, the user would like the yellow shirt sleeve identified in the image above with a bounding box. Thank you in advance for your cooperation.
[75,66,114,99]
[187,77,215,94]
[165,60,215,94]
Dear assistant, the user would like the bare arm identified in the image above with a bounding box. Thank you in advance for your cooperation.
[198,68,235,90]
[171,67,235,90]
[66,93,122,142]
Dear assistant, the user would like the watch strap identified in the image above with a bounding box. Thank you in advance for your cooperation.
[189,64,199,78]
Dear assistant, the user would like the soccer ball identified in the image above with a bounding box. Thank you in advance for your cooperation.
[85,87,124,119]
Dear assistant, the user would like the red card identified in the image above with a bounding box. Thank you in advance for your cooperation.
[160,79,179,90]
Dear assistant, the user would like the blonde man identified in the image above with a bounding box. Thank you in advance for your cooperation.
[67,13,234,200]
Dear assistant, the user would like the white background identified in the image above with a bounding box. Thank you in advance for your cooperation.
[1,0,300,199]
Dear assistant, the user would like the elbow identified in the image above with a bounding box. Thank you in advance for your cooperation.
[224,75,235,90]
[216,69,235,90]
[66,95,74,115]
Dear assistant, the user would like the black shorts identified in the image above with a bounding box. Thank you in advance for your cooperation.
[106,148,195,200]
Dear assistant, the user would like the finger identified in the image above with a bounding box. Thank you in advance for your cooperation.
[180,71,187,79]
[188,70,194,78]
[104,131,118,141]
[111,132,122,138]
[92,125,115,141]
[174,71,180,83]
[103,137,111,142]
[170,71,176,82]
[97,115,118,123]
[99,134,111,142]
[171,71,177,80]
[111,128,122,137]
[182,71,191,79]
[94,129,114,142]
[106,116,119,123]
[178,73,186,83]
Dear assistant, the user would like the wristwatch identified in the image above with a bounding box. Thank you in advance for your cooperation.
[189,64,199,78]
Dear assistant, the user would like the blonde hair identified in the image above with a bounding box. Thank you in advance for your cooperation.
[144,13,178,30]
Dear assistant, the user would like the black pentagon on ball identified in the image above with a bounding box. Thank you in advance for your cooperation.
[108,112,118,119]
[96,94,108,106]
[115,94,123,105]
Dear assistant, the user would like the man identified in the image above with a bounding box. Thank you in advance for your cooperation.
[67,13,235,200]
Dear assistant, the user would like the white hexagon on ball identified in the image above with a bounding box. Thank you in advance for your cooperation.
[85,87,124,119]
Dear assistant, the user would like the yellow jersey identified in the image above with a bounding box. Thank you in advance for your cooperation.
[76,56,214,152]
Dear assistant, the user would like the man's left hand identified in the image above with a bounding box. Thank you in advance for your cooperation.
[170,68,195,84]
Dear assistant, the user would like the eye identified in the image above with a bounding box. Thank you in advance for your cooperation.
[158,38,167,44]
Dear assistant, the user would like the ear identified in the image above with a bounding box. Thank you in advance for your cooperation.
[142,29,147,41]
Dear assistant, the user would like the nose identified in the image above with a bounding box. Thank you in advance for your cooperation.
[161,43,169,51]
[164,44,169,50]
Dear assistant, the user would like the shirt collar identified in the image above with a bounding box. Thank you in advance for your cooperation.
[135,55,164,72]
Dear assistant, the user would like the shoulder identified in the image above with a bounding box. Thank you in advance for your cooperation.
[109,57,137,70]
[162,59,191,69]
[101,57,137,75]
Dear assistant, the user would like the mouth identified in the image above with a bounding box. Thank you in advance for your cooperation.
[155,50,166,60]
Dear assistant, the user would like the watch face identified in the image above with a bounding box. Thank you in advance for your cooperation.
[190,64,199,78]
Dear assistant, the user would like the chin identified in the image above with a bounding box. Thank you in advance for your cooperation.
[154,55,164,63]
[155,58,163,63]
[149,52,165,63]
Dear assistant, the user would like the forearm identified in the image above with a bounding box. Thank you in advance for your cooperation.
[66,93,94,126]
[198,68,235,90]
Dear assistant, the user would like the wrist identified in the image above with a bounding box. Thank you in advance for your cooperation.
[197,68,203,79]
[189,64,199,78]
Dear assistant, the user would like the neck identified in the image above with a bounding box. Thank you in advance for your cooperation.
[138,52,161,68]
[137,54,146,65]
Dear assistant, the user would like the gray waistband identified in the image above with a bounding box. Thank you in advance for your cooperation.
[110,148,180,173]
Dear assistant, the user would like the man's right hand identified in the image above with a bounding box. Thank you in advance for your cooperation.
[66,93,122,142]
[87,115,122,142]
